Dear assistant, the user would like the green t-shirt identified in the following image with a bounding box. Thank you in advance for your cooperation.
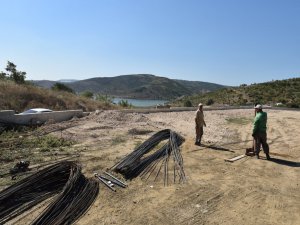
[252,111,267,134]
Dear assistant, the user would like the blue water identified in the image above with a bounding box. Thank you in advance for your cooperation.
[113,98,168,107]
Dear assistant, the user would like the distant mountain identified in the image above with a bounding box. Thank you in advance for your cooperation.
[32,80,56,89]
[57,79,78,83]
[31,79,78,89]
[173,77,300,108]
[32,74,226,100]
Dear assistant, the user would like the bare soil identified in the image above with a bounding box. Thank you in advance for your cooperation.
[3,109,300,225]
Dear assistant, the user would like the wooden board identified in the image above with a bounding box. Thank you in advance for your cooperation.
[224,154,247,162]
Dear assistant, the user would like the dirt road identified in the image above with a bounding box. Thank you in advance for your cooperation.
[7,109,300,225]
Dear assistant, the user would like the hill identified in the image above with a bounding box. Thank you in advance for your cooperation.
[31,80,56,89]
[0,80,116,112]
[174,79,227,93]
[33,74,226,100]
[173,78,300,108]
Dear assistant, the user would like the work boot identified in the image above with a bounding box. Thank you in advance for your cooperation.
[266,153,271,160]
[195,141,202,146]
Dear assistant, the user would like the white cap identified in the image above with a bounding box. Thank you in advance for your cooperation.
[254,104,262,109]
[198,103,203,107]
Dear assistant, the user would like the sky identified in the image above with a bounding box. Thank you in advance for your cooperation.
[0,0,299,86]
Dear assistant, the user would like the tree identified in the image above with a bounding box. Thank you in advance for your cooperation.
[0,72,6,80]
[51,83,74,93]
[0,61,26,84]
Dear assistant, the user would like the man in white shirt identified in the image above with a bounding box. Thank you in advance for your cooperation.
[195,103,206,146]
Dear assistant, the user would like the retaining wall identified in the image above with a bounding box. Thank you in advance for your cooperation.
[0,110,84,125]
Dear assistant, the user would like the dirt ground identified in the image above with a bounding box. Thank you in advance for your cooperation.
[5,108,300,225]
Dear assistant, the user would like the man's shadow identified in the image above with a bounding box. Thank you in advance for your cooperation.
[269,158,300,167]
[191,144,235,153]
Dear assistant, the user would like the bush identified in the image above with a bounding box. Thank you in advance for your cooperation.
[80,91,94,98]
[118,99,132,107]
[287,103,299,108]
[206,99,214,105]
[184,100,192,107]
[95,94,113,105]
[51,83,74,93]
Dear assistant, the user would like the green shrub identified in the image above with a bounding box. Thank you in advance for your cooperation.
[118,99,132,108]
[206,99,214,105]
[80,91,94,98]
[95,94,113,105]
[51,83,74,93]
[184,100,192,107]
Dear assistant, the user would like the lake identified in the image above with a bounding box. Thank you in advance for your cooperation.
[113,98,168,107]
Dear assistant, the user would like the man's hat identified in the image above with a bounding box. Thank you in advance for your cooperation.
[198,103,203,107]
[254,104,262,109]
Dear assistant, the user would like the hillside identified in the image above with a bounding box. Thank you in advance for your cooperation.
[174,79,227,93]
[173,78,300,108]
[33,74,226,100]
[0,80,116,112]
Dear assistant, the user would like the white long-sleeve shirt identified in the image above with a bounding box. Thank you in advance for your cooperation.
[195,109,206,127]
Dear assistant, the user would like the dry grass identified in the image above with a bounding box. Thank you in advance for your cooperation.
[0,80,117,112]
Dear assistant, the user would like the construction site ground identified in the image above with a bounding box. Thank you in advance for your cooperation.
[1,108,300,225]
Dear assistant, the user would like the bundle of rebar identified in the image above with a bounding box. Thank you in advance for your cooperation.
[112,129,186,185]
[0,161,99,224]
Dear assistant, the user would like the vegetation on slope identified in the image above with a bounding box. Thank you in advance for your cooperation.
[0,80,116,112]
[174,79,227,93]
[173,78,300,108]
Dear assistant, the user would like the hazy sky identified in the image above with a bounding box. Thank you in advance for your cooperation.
[0,0,299,85]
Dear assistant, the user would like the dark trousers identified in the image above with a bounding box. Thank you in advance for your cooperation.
[195,125,203,143]
[254,132,269,155]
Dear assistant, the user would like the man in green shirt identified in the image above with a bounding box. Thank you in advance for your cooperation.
[252,104,270,160]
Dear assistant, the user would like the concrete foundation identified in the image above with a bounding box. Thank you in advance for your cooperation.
[0,110,84,125]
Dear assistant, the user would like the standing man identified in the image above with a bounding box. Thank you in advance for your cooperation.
[252,104,271,159]
[195,103,206,146]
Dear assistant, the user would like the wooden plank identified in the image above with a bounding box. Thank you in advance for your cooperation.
[224,154,247,162]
